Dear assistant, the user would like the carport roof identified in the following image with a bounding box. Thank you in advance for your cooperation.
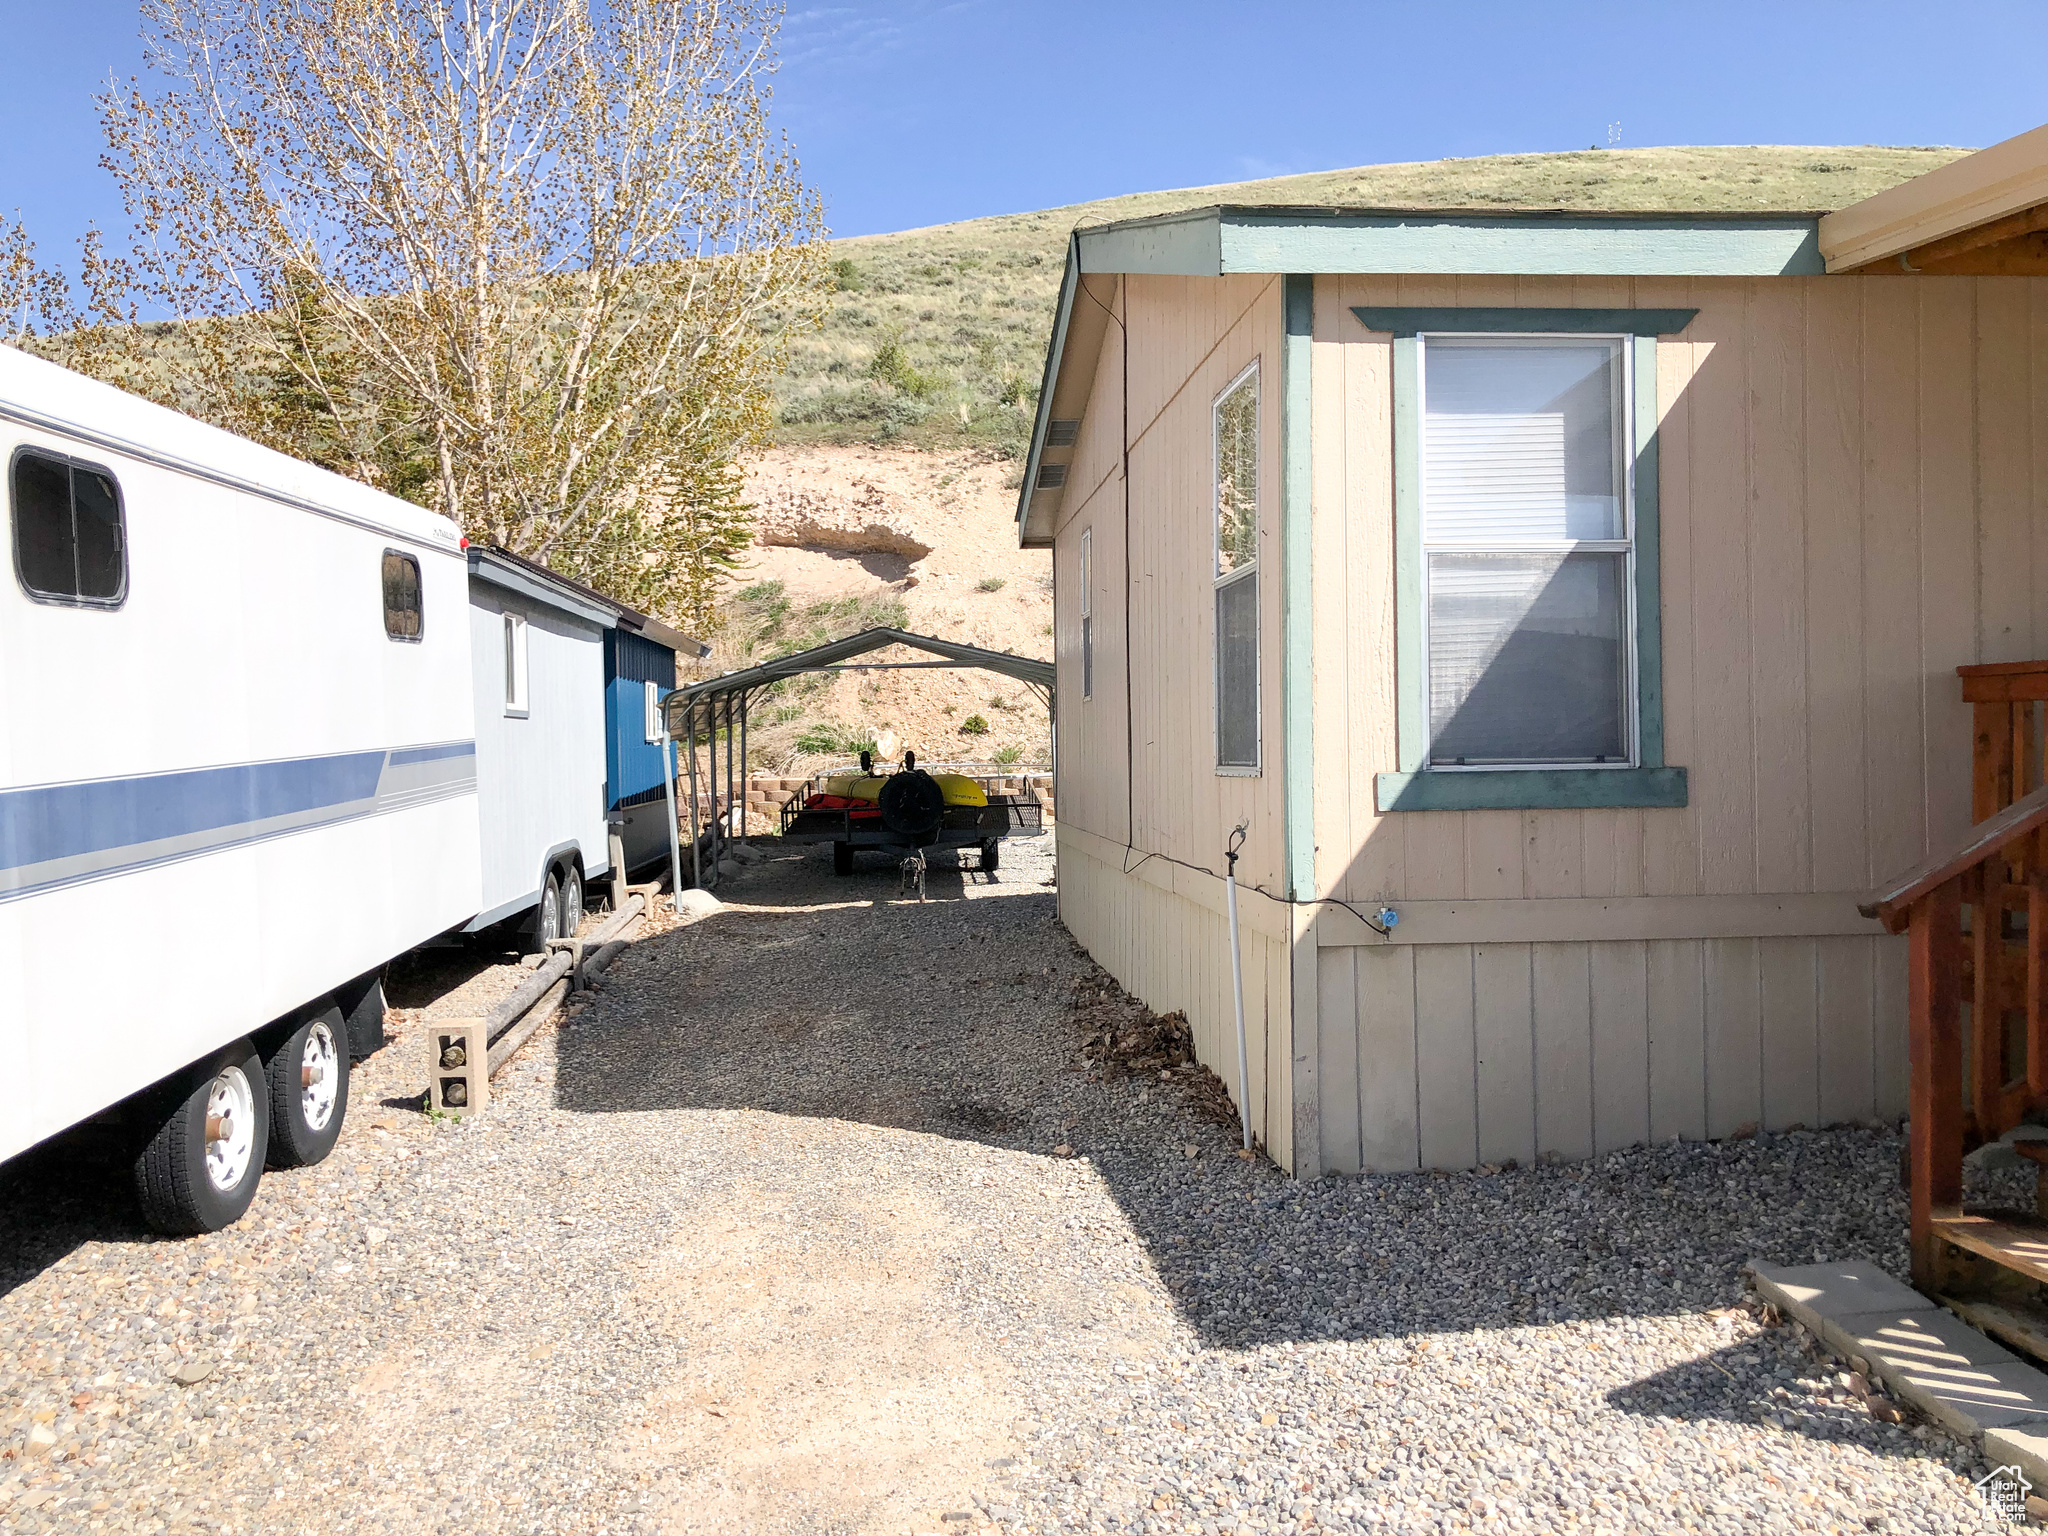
[668,627,1053,716]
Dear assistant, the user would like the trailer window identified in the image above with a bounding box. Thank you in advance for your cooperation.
[381,551,423,640]
[12,448,126,607]
[503,612,529,716]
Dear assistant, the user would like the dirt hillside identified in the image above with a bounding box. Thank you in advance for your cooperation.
[711,445,1052,774]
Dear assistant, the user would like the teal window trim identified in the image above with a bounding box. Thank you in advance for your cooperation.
[1280,274,1314,897]
[1353,307,1698,338]
[1373,308,1691,814]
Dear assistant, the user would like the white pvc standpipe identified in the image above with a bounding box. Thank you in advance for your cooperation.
[661,726,684,913]
[1224,827,1252,1154]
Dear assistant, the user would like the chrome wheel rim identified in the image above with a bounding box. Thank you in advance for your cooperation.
[300,1021,340,1133]
[203,1066,256,1192]
[540,883,560,943]
[563,871,582,934]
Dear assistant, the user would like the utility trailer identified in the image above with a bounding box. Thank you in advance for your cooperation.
[659,626,1054,896]
[779,757,1046,879]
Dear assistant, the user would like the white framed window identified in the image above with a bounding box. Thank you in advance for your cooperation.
[502,612,529,717]
[1213,360,1260,772]
[644,679,664,743]
[1419,333,1632,768]
[1079,526,1093,700]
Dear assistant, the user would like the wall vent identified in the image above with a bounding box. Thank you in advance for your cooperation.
[1035,463,1068,490]
[1047,419,1080,447]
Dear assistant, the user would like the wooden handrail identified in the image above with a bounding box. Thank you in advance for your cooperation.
[1861,782,2048,932]
[1960,659,2048,702]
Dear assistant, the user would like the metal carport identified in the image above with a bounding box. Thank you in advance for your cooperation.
[658,627,1054,890]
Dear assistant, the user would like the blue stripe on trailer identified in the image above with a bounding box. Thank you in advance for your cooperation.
[0,742,477,901]
[387,741,478,767]
[0,752,386,870]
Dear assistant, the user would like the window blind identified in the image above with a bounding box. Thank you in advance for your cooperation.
[1421,335,1630,766]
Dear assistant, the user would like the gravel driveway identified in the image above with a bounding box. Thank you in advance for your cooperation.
[0,833,2018,1534]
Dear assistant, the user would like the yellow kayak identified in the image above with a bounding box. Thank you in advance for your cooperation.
[822,772,988,807]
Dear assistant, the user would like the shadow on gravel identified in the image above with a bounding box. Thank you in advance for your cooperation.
[551,843,1921,1356]
[0,1119,157,1299]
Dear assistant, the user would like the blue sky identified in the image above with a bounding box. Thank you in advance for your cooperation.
[4,0,2043,260]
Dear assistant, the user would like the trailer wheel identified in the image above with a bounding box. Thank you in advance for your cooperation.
[560,863,584,936]
[133,1041,269,1234]
[537,872,563,945]
[833,841,854,876]
[980,838,1000,874]
[264,1006,349,1168]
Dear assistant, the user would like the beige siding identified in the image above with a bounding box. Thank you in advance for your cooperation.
[1318,931,1907,1174]
[1309,273,2048,1172]
[1050,274,1295,1166]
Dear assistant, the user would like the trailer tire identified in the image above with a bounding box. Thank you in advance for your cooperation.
[560,863,584,937]
[537,872,563,946]
[133,1041,269,1235]
[980,838,1000,873]
[833,841,854,876]
[264,1005,349,1168]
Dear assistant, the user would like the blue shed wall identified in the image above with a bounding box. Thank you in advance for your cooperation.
[603,629,677,809]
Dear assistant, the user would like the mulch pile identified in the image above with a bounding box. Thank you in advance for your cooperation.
[1067,968,1239,1128]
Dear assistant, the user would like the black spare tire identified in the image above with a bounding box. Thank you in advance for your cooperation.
[878,769,946,841]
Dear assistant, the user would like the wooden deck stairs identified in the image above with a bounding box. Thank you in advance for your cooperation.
[1865,659,2048,1360]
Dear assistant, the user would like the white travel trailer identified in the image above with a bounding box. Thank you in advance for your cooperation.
[0,346,482,1232]
[464,547,612,945]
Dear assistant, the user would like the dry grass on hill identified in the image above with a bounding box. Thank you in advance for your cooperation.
[768,143,1967,457]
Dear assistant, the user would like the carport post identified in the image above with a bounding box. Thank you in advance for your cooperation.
[723,692,736,850]
[686,697,705,889]
[661,724,683,911]
[729,696,745,856]
[738,691,750,837]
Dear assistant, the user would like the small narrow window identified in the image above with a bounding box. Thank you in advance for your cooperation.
[12,447,126,607]
[1079,527,1093,700]
[381,551,423,640]
[644,679,663,743]
[503,612,529,716]
[1213,362,1259,771]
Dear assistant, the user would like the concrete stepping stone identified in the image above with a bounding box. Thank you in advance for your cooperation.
[1747,1260,2048,1483]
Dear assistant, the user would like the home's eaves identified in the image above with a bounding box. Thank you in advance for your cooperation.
[1074,204,1827,278]
[1016,232,1108,550]
[1820,123,2048,273]
[1016,203,1829,547]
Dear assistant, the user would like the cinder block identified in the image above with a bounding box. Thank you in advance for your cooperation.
[428,1019,488,1118]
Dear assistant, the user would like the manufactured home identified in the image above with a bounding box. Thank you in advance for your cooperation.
[1023,130,2048,1177]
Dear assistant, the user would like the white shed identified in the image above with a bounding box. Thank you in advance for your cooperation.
[466,547,611,944]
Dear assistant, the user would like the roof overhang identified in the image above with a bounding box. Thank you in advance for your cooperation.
[617,611,710,659]
[1820,124,2048,274]
[467,544,709,655]
[468,547,615,628]
[667,626,1052,724]
[1016,205,1826,546]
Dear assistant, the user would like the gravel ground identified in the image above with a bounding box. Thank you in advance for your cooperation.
[0,833,2022,1534]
